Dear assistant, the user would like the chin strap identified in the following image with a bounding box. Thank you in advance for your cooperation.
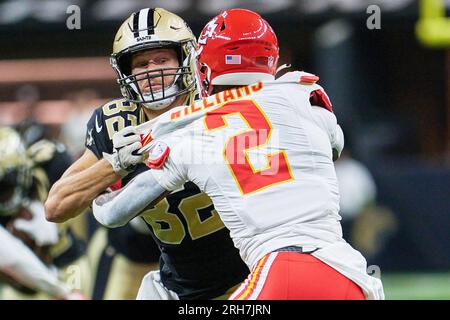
[141,83,180,110]
[142,96,177,110]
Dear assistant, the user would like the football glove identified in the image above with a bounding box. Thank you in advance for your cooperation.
[13,200,59,247]
[104,126,143,176]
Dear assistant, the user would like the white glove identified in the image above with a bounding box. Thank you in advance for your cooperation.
[13,200,59,246]
[104,126,143,176]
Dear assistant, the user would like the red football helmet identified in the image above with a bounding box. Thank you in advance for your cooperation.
[197,9,279,95]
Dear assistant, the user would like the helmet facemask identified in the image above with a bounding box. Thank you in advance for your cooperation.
[112,40,199,110]
[111,8,203,110]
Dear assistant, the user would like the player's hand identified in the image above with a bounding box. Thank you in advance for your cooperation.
[113,126,143,169]
[12,200,59,247]
[105,126,143,175]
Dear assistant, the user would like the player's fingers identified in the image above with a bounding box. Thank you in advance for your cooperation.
[117,126,137,136]
[114,133,141,148]
[129,141,143,153]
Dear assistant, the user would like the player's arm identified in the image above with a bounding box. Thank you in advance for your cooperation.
[311,106,344,161]
[306,80,344,160]
[331,124,344,161]
[0,224,72,298]
[93,137,184,228]
[284,72,344,160]
[44,149,121,223]
[92,170,169,228]
[45,106,143,223]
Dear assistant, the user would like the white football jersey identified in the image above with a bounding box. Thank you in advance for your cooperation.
[149,71,345,269]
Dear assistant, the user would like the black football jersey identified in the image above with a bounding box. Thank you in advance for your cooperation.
[0,139,86,266]
[28,139,86,266]
[85,98,248,299]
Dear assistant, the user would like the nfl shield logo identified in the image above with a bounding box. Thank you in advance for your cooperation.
[225,55,241,64]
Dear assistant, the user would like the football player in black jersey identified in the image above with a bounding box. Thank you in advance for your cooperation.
[46,8,248,299]
[0,126,90,299]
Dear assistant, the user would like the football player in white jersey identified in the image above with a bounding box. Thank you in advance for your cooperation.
[46,8,248,299]
[92,9,384,300]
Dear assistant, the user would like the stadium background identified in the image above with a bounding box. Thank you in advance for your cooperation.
[0,0,449,299]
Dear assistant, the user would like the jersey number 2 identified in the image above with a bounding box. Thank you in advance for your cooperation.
[204,100,293,195]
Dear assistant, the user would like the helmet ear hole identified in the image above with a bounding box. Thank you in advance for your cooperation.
[220,22,226,31]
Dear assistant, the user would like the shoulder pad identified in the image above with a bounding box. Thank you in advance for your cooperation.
[297,72,333,113]
[295,71,319,85]
[276,71,332,112]
[27,139,56,164]
[299,74,319,84]
[310,88,333,113]
[276,71,319,85]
